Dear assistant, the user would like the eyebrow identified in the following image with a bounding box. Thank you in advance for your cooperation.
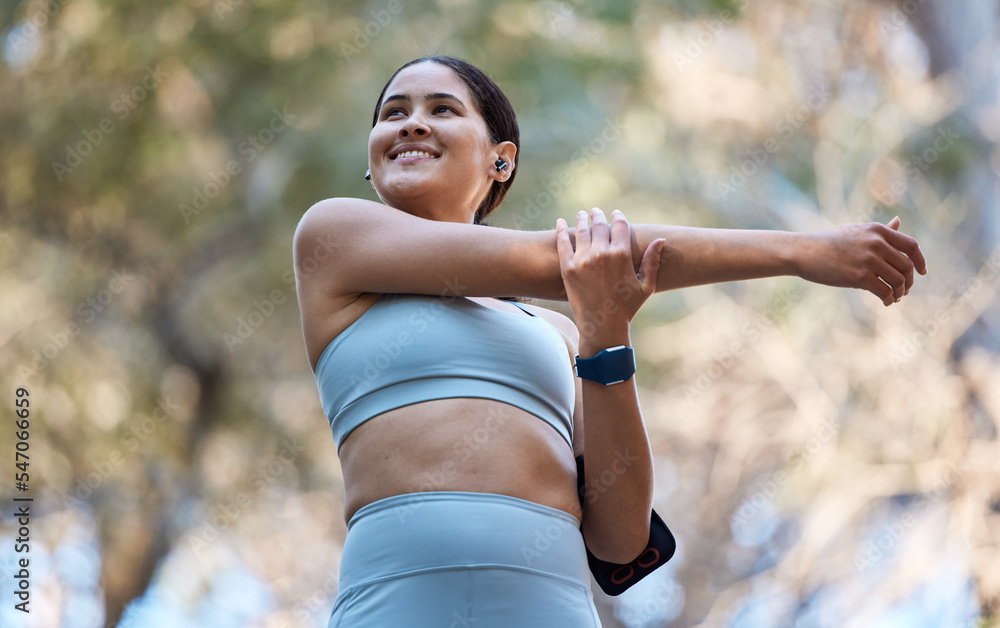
[381,92,466,110]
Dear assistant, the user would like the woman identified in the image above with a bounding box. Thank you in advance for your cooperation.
[293,56,926,627]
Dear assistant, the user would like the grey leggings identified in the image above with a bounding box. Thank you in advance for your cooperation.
[328,491,602,627]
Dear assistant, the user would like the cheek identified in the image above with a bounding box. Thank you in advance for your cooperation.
[369,125,394,154]
[368,136,382,157]
[451,134,491,170]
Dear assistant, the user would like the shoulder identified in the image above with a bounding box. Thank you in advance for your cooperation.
[293,197,393,278]
[294,197,353,252]
[295,197,377,239]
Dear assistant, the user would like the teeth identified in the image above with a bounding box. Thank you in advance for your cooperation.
[395,150,435,159]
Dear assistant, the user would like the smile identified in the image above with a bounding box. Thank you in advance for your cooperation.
[391,150,439,160]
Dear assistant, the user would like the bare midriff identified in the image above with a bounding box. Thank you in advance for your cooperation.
[337,397,581,525]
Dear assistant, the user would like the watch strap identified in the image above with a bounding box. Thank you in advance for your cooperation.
[574,345,636,385]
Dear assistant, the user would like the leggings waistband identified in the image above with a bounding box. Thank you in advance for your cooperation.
[339,491,588,593]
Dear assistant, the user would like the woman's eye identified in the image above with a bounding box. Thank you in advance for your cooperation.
[434,105,454,114]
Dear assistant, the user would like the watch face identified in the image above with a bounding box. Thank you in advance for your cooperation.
[607,347,634,370]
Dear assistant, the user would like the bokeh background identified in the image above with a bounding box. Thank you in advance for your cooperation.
[1,0,999,626]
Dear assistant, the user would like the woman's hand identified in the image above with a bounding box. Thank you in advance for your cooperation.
[555,208,666,353]
[796,216,928,307]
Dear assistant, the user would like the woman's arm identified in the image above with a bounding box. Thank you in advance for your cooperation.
[294,197,567,300]
[295,197,926,305]
[628,217,928,306]
[555,207,666,563]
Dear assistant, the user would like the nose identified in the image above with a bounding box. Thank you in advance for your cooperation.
[398,113,429,138]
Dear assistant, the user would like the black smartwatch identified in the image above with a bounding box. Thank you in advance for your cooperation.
[573,345,635,385]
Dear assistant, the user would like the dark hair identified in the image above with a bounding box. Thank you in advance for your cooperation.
[372,56,520,225]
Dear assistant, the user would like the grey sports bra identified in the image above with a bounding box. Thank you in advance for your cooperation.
[314,293,576,453]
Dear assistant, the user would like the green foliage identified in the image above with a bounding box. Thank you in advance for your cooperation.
[1,1,996,626]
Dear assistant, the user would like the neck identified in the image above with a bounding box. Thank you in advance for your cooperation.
[387,189,481,224]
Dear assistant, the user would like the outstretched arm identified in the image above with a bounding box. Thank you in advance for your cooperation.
[626,216,928,306]
[295,198,926,307]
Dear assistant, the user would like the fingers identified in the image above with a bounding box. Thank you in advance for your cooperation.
[880,220,928,275]
[861,273,896,307]
[887,216,901,231]
[555,217,573,263]
[878,240,916,295]
[571,207,629,252]
[609,209,631,252]
[590,207,610,249]
[574,210,591,252]
[564,207,640,274]
[871,257,907,303]
[637,238,666,297]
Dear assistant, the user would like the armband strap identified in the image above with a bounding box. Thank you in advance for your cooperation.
[576,454,676,596]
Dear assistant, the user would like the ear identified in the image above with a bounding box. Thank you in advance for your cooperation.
[488,141,518,183]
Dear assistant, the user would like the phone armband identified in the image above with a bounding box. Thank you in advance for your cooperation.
[576,454,677,596]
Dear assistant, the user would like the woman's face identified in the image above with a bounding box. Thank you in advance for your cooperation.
[368,62,505,222]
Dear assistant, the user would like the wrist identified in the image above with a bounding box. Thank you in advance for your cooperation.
[786,231,814,279]
[574,344,636,385]
[579,329,631,358]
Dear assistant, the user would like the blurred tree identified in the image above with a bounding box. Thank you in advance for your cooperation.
[0,0,996,626]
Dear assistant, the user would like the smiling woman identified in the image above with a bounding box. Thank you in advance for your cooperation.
[367,57,519,225]
[292,55,926,627]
